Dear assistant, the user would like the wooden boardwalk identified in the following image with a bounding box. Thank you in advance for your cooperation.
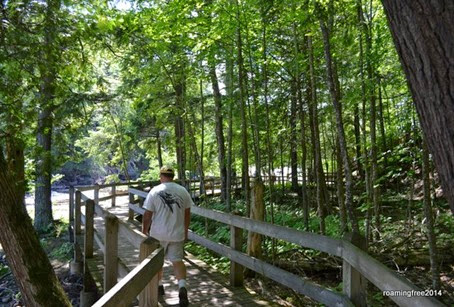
[84,196,273,306]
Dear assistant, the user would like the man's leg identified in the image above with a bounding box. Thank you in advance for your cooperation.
[172,260,186,282]
[172,260,188,307]
[168,241,189,306]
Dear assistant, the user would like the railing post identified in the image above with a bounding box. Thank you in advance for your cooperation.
[212,178,215,196]
[139,237,160,307]
[71,190,83,274]
[128,191,135,221]
[75,190,82,235]
[138,184,145,208]
[104,213,119,293]
[69,186,74,242]
[85,199,95,258]
[343,232,367,307]
[111,185,116,207]
[94,184,100,206]
[230,211,244,287]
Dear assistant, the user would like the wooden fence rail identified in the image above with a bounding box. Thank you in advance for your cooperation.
[69,180,444,307]
[70,181,164,307]
[127,187,444,307]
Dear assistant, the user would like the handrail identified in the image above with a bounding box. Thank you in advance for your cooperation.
[71,182,163,307]
[92,248,164,307]
[128,187,444,307]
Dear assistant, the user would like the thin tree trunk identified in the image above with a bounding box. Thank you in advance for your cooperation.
[186,106,205,196]
[225,45,235,212]
[108,110,130,182]
[422,139,440,289]
[175,80,186,186]
[261,14,276,257]
[235,0,250,214]
[0,164,71,306]
[156,129,163,169]
[336,137,347,233]
[307,36,326,234]
[319,16,359,234]
[290,80,299,192]
[210,64,227,201]
[199,78,206,195]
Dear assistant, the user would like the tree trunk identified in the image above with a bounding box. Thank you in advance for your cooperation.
[307,36,327,234]
[319,17,359,234]
[35,106,54,231]
[235,0,250,214]
[35,0,61,232]
[156,128,163,169]
[6,132,26,212]
[382,0,454,213]
[336,138,347,233]
[0,164,71,307]
[186,106,205,197]
[175,80,186,186]
[422,139,440,289]
[290,80,299,192]
[210,64,227,202]
[199,78,206,195]
[225,45,235,212]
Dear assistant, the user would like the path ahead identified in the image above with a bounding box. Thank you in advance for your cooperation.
[83,195,273,306]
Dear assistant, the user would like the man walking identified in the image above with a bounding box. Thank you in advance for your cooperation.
[142,166,192,307]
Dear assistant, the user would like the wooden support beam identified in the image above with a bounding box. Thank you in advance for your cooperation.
[139,237,160,307]
[94,184,100,206]
[111,185,116,207]
[75,190,82,235]
[342,232,367,307]
[104,213,119,293]
[230,212,243,287]
[69,186,74,243]
[85,199,95,258]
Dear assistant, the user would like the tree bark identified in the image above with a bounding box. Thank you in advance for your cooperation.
[307,36,327,234]
[422,139,440,289]
[382,0,454,213]
[225,45,235,212]
[0,164,71,307]
[210,64,227,202]
[319,15,359,234]
[235,0,250,213]
[34,0,60,232]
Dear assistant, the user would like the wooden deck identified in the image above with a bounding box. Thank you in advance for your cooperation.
[83,196,273,306]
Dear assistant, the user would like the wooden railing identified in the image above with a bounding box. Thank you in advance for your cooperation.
[69,181,164,307]
[127,187,444,307]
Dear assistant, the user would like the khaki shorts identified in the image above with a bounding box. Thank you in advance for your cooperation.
[160,240,185,262]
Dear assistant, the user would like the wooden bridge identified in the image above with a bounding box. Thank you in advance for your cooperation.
[68,180,444,307]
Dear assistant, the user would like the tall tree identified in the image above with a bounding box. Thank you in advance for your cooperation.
[318,1,359,234]
[382,0,454,214]
[35,0,61,231]
[209,64,227,202]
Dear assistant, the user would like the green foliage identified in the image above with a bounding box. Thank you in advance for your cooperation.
[0,263,10,278]
[49,243,73,261]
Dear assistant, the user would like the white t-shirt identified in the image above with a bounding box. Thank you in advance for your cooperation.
[143,182,193,242]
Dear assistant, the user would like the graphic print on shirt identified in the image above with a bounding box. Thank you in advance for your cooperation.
[157,191,182,213]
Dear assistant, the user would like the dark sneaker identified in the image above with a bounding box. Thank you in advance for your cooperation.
[158,285,165,296]
[179,287,189,307]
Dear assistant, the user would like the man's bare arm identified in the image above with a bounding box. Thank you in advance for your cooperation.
[142,210,153,235]
[184,208,191,241]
